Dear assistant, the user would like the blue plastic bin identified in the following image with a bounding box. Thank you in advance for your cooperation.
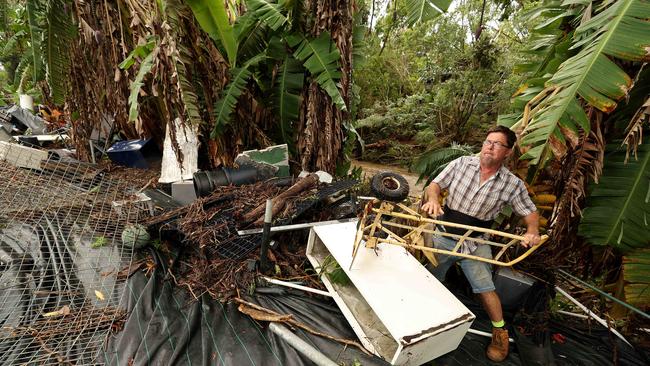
[107,138,159,169]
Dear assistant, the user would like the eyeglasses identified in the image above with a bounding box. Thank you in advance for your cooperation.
[483,140,510,149]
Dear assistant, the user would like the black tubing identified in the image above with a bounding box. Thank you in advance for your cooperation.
[193,166,262,197]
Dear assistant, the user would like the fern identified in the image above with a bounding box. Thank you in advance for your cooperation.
[212,52,266,137]
[413,143,475,184]
[286,32,346,111]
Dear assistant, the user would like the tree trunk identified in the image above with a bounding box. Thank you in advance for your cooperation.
[297,0,353,173]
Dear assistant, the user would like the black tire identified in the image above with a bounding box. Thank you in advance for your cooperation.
[370,172,409,202]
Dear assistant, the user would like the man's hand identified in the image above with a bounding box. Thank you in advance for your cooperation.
[421,200,444,217]
[521,231,540,248]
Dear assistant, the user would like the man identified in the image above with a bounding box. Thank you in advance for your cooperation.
[421,125,540,362]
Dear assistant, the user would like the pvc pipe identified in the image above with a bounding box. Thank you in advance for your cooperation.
[237,218,358,235]
[558,269,650,320]
[555,285,631,346]
[268,323,339,366]
[262,276,332,297]
[556,310,590,320]
[467,328,513,343]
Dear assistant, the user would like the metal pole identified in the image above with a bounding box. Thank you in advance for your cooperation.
[259,199,273,273]
[268,323,339,366]
[558,269,650,320]
[555,285,631,346]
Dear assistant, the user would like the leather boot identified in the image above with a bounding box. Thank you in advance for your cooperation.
[486,327,509,362]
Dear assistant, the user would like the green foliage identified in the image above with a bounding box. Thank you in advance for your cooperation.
[119,38,159,122]
[319,255,350,286]
[91,236,108,249]
[185,0,238,66]
[579,139,650,252]
[212,53,266,137]
[413,143,474,184]
[508,0,650,165]
[287,32,347,111]
[272,56,303,143]
[246,0,287,31]
[406,0,452,25]
[43,0,76,105]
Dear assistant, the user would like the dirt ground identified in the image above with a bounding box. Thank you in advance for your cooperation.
[351,159,426,199]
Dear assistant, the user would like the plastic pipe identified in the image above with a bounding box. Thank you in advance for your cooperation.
[268,323,339,366]
[558,269,650,320]
[467,328,514,343]
[262,276,332,297]
[555,285,631,346]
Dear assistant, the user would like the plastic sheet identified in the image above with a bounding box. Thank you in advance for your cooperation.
[103,250,388,366]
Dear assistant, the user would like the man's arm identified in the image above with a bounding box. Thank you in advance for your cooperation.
[522,211,540,247]
[421,182,444,217]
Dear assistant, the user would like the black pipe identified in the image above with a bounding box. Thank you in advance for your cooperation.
[193,166,260,197]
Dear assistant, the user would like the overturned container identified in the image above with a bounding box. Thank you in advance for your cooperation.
[306,221,475,365]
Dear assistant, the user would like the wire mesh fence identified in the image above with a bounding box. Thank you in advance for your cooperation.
[0,143,148,365]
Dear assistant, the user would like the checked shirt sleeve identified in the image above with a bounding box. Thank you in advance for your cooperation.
[509,180,537,217]
[432,157,461,190]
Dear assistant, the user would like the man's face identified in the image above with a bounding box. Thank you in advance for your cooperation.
[480,132,512,167]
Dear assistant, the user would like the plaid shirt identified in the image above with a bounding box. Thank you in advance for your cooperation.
[434,156,536,221]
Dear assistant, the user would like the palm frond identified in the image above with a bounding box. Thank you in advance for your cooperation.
[578,138,650,252]
[513,0,650,165]
[352,22,367,68]
[622,96,650,162]
[405,0,451,26]
[245,0,287,31]
[623,248,650,306]
[212,53,266,137]
[43,0,77,105]
[286,32,346,111]
[413,143,474,184]
[234,13,267,59]
[186,0,238,66]
[1,30,26,56]
[126,40,159,122]
[272,55,303,143]
[25,0,43,81]
[166,0,202,127]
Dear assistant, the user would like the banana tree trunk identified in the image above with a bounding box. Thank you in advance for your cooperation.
[297,0,353,173]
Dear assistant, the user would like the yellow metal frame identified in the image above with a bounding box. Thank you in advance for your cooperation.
[351,200,548,269]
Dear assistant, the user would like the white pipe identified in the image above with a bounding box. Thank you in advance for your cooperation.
[269,323,339,366]
[555,286,631,346]
[237,218,358,236]
[557,310,590,320]
[262,276,332,297]
[467,328,513,343]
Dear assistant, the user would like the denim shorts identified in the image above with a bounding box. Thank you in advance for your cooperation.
[428,235,495,293]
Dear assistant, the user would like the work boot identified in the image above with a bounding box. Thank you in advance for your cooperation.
[486,327,509,362]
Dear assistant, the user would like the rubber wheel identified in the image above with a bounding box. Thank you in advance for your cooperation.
[370,172,410,202]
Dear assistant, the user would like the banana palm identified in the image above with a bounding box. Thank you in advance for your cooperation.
[510,0,650,165]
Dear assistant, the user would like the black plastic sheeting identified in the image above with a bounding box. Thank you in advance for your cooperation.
[436,286,649,366]
[102,250,388,366]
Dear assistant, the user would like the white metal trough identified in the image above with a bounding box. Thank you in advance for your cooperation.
[306,221,474,365]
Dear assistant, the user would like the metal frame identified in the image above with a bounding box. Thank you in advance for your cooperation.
[351,200,548,269]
